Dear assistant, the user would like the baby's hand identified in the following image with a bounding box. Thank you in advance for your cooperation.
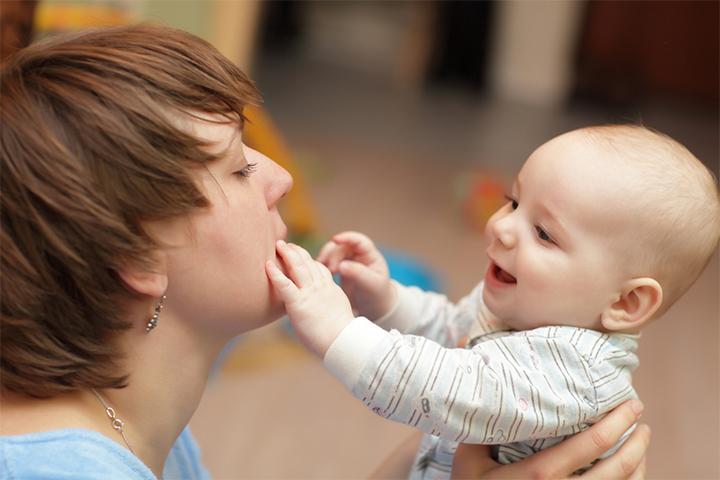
[266,240,354,358]
[316,231,397,321]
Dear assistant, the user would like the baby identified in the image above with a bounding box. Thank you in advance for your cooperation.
[266,125,720,477]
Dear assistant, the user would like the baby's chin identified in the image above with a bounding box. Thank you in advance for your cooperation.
[484,303,546,331]
[482,291,544,330]
[502,316,545,331]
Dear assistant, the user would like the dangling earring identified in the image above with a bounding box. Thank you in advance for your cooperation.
[145,294,166,333]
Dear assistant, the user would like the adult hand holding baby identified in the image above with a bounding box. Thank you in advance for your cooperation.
[450,399,649,479]
[369,400,648,479]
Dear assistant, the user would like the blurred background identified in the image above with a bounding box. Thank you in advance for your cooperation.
[2,0,718,478]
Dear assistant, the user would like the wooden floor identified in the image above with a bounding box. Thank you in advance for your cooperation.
[189,57,719,479]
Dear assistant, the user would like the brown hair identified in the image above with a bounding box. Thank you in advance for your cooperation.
[1,24,261,397]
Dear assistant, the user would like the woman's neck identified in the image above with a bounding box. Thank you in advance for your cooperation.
[102,320,225,476]
[0,313,228,478]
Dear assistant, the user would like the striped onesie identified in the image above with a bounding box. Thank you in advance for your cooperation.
[325,282,639,479]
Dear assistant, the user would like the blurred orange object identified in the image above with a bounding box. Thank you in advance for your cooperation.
[461,173,507,231]
[35,3,133,33]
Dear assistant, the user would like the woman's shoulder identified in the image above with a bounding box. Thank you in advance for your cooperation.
[0,429,156,480]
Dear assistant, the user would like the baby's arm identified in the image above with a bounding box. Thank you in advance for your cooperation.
[267,242,609,445]
[318,231,504,347]
[375,282,505,347]
[264,238,493,357]
[325,324,602,445]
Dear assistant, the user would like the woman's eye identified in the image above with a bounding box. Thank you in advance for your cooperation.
[536,226,552,243]
[234,162,257,178]
[504,195,519,210]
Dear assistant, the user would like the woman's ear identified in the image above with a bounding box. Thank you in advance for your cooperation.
[601,278,663,332]
[117,252,168,298]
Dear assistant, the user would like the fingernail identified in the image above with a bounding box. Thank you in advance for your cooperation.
[277,239,285,247]
[630,399,644,415]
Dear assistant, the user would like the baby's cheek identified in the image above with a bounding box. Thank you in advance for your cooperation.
[518,254,552,289]
[519,260,567,319]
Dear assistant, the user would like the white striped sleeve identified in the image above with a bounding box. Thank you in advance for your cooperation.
[586,334,639,412]
[375,281,504,348]
[326,323,599,444]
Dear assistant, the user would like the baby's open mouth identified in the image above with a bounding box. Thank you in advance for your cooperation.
[493,263,517,284]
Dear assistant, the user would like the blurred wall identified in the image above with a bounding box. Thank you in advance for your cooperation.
[31,0,260,70]
[139,0,210,39]
[140,0,260,71]
[490,0,583,105]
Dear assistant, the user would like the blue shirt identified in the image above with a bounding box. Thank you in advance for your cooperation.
[0,426,210,479]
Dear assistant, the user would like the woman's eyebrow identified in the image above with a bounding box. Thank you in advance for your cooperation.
[226,127,242,153]
[217,128,245,165]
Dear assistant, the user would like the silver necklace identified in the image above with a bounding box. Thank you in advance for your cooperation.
[90,388,136,455]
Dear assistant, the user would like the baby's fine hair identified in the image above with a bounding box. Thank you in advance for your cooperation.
[582,124,720,314]
[0,24,260,397]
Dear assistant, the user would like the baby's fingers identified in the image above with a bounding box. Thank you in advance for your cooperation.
[286,242,324,283]
[316,240,347,272]
[275,240,315,287]
[265,261,299,302]
[333,231,385,267]
[332,231,375,254]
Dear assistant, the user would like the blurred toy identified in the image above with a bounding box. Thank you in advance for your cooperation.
[382,248,442,292]
[455,171,508,231]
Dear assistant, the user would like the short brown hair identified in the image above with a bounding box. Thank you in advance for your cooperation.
[1,24,261,397]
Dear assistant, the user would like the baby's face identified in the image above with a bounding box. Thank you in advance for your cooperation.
[483,131,634,331]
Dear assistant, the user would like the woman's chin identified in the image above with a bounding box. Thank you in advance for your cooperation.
[269,303,287,324]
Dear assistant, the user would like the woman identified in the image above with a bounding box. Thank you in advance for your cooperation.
[0,24,647,479]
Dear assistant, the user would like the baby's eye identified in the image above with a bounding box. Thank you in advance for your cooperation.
[535,226,553,243]
[234,162,258,178]
[504,195,519,210]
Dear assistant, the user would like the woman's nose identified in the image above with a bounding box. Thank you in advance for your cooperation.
[243,145,293,208]
[264,159,293,208]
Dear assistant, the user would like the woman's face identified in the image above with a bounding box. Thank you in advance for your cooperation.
[161,116,293,337]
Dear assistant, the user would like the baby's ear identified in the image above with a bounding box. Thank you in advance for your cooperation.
[601,278,663,332]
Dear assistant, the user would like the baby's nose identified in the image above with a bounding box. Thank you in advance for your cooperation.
[497,231,516,248]
[490,217,516,249]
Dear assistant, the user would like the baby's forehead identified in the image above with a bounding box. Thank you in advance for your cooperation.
[519,136,652,231]
[522,133,628,191]
[525,128,674,191]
